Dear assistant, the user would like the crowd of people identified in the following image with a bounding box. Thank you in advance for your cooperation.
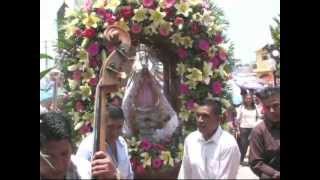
[40,87,280,179]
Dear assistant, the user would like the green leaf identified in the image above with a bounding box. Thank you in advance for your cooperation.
[40,67,55,79]
[40,53,53,60]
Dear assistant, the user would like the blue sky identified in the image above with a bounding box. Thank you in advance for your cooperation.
[40,0,280,70]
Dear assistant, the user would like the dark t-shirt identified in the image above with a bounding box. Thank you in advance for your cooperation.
[249,120,280,177]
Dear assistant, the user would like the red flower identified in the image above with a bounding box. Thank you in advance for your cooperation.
[143,0,154,8]
[179,83,189,94]
[212,81,223,95]
[131,23,142,34]
[81,28,96,38]
[140,138,152,151]
[96,8,106,17]
[163,0,176,9]
[214,33,224,44]
[72,70,82,81]
[152,158,164,169]
[174,17,184,26]
[120,6,134,19]
[191,22,200,34]
[88,77,98,86]
[198,39,210,52]
[177,48,188,60]
[75,101,85,112]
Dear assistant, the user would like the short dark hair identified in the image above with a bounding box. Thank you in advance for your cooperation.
[107,104,124,121]
[40,112,73,148]
[200,98,222,115]
[256,87,280,101]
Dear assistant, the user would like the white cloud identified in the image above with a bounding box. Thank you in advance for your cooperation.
[215,0,280,64]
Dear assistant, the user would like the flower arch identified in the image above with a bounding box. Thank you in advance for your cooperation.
[60,0,234,176]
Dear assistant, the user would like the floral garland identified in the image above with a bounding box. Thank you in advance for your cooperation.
[127,135,183,176]
[60,0,234,173]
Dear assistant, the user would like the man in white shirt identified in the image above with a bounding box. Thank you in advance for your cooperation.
[76,105,134,179]
[178,98,241,179]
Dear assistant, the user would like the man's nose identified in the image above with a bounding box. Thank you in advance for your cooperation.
[197,116,204,123]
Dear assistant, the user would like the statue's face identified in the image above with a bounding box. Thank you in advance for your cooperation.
[132,110,170,139]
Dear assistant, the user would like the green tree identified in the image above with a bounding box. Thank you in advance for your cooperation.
[270,15,280,49]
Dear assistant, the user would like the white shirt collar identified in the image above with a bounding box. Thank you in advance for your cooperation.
[197,126,222,144]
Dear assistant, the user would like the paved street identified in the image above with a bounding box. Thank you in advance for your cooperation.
[236,156,259,179]
[237,164,259,179]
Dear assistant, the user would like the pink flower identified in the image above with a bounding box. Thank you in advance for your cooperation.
[79,122,93,134]
[212,81,223,95]
[218,50,228,61]
[72,70,82,81]
[83,0,93,11]
[185,99,195,110]
[163,0,176,9]
[89,77,98,87]
[174,17,184,26]
[120,6,134,19]
[143,0,154,8]
[179,83,189,94]
[198,39,210,52]
[209,55,221,69]
[214,33,224,44]
[87,42,100,56]
[159,26,170,37]
[131,23,142,34]
[136,164,146,175]
[75,101,85,112]
[191,22,200,34]
[81,28,96,38]
[104,11,116,24]
[177,48,188,60]
[152,158,164,169]
[140,138,152,151]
